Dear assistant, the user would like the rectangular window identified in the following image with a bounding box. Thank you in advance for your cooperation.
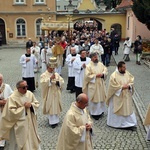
[64,6,67,10]
[57,6,60,11]
[17,24,26,37]
[36,24,42,36]
[15,0,25,3]
[35,0,45,3]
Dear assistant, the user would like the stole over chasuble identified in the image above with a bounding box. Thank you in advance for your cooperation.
[83,61,108,103]
[106,70,134,116]
[56,102,93,150]
[40,70,64,115]
[0,90,40,150]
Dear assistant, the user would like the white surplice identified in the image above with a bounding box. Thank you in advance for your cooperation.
[20,54,37,78]
[90,44,104,60]
[30,46,41,70]
[41,48,53,73]
[66,54,80,77]
[73,57,91,88]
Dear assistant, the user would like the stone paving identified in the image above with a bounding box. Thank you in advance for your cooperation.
[0,46,150,150]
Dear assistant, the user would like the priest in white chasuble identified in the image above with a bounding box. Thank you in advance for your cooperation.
[0,73,13,147]
[56,93,93,150]
[106,61,137,130]
[0,80,41,150]
[40,57,64,128]
[83,52,108,120]
[73,49,91,98]
[143,104,150,141]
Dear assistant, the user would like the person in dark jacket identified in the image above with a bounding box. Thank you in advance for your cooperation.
[134,35,142,65]
[113,34,120,55]
[101,36,111,66]
[26,38,33,49]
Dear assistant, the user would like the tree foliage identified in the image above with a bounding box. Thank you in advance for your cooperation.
[132,0,150,30]
[95,0,122,9]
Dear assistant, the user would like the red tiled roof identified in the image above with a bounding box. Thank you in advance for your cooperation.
[116,0,133,9]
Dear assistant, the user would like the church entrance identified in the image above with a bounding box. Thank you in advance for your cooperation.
[0,19,6,44]
[111,23,122,39]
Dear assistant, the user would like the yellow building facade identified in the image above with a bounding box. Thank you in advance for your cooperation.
[0,0,126,44]
[0,0,56,44]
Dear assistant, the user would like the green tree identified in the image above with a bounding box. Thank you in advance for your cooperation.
[95,0,122,9]
[132,0,150,30]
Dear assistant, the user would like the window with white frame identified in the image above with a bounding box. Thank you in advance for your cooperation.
[57,6,60,11]
[16,19,26,37]
[64,5,67,10]
[15,0,25,3]
[36,19,42,36]
[35,0,45,4]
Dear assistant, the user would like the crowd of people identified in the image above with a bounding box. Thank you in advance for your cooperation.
[0,26,149,150]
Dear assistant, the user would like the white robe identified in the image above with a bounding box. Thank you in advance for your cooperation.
[90,44,104,60]
[123,39,131,54]
[107,89,137,128]
[66,54,80,77]
[0,83,13,147]
[41,48,53,73]
[20,54,37,78]
[73,57,91,88]
[30,46,41,70]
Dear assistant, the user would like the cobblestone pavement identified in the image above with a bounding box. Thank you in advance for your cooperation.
[0,46,150,150]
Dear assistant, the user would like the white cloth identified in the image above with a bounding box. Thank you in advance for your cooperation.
[48,115,59,125]
[90,44,104,55]
[123,39,131,54]
[89,101,106,115]
[107,98,137,128]
[66,54,80,77]
[73,57,91,88]
[30,46,41,69]
[41,48,53,73]
[20,54,37,77]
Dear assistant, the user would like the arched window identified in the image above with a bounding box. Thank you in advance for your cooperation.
[16,19,26,37]
[36,19,42,36]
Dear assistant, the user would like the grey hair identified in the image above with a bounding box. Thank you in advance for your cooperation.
[89,52,98,58]
[16,80,26,88]
[0,73,3,79]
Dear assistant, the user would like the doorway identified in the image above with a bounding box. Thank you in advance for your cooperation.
[0,19,6,44]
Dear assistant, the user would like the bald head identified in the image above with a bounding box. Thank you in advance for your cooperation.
[76,93,88,109]
[70,47,76,54]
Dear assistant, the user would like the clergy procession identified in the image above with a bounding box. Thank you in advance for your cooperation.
[0,33,150,150]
